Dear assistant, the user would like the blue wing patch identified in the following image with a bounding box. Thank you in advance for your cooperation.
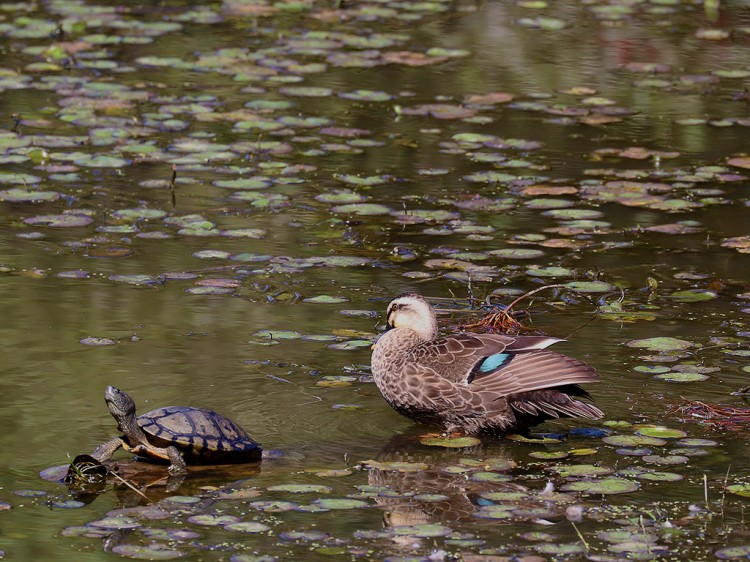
[477,352,512,373]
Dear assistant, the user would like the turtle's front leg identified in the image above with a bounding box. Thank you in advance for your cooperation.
[165,446,187,475]
[91,437,125,462]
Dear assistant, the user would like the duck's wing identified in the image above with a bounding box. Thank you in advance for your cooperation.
[403,333,565,385]
[468,348,600,394]
[403,333,509,383]
[406,333,601,406]
[470,349,603,421]
[400,333,602,425]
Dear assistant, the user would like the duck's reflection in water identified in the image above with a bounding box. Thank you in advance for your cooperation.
[366,431,583,534]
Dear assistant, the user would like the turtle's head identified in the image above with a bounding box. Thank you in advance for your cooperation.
[385,292,438,341]
[104,386,137,431]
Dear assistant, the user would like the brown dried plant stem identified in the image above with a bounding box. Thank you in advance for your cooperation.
[463,284,566,334]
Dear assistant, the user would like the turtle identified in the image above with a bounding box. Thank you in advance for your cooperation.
[91,386,262,474]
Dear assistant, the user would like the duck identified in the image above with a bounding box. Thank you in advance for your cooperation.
[370,292,604,435]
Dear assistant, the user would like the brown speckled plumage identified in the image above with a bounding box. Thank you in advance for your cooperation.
[370,293,604,435]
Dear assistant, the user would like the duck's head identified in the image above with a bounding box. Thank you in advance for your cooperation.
[384,292,438,341]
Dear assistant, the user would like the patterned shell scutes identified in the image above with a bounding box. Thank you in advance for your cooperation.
[138,406,259,453]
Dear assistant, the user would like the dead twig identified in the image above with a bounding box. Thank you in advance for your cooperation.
[462,284,566,334]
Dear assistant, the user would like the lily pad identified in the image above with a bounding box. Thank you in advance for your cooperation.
[561,477,639,495]
[654,372,709,383]
[716,546,750,559]
[642,454,690,466]
[626,337,694,352]
[311,498,368,510]
[89,517,142,530]
[111,545,185,560]
[224,521,272,533]
[267,484,332,494]
[526,266,574,277]
[187,514,241,526]
[419,435,481,448]
[280,530,330,541]
[248,500,298,512]
[635,426,687,439]
[24,214,94,228]
[670,289,718,302]
[303,295,349,304]
[548,464,613,478]
[0,188,61,202]
[603,435,667,447]
[393,524,453,538]
[80,337,116,346]
[489,248,545,259]
[364,461,429,472]
[331,203,391,215]
[565,281,615,293]
[636,471,684,482]
[726,484,750,498]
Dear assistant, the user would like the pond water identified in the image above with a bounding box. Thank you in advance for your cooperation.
[1,0,750,560]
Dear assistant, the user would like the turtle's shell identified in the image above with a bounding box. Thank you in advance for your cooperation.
[137,406,261,464]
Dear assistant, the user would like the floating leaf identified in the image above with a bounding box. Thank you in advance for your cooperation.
[331,203,391,215]
[254,330,302,340]
[315,375,358,387]
[224,522,271,533]
[393,524,453,537]
[470,471,512,483]
[626,337,694,351]
[80,337,116,346]
[726,484,750,498]
[565,281,615,293]
[526,266,574,277]
[603,435,667,447]
[716,546,750,559]
[312,498,368,510]
[111,545,185,560]
[635,426,687,439]
[642,455,690,466]
[722,236,750,253]
[109,275,163,286]
[267,484,332,494]
[187,514,241,526]
[419,435,481,448]
[561,477,639,495]
[636,471,684,482]
[89,517,142,530]
[220,229,267,239]
[363,461,429,472]
[548,464,613,478]
[678,438,718,447]
[654,372,709,383]
[280,530,330,541]
[473,504,515,520]
[529,451,569,460]
[303,295,349,304]
[0,172,41,184]
[24,214,94,228]
[489,248,545,259]
[248,500,298,512]
[670,289,718,302]
[0,188,60,202]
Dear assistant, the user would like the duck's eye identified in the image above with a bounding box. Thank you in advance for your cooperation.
[386,311,396,326]
[386,304,404,326]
